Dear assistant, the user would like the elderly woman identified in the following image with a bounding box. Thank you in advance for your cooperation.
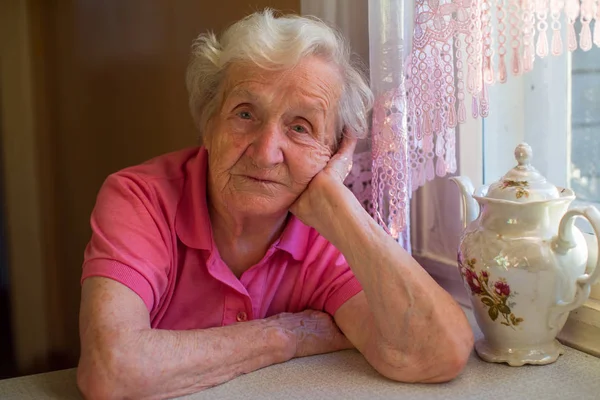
[77,9,473,400]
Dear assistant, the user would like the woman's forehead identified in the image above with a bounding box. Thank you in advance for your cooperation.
[223,58,343,106]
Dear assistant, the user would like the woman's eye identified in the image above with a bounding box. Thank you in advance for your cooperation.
[291,125,308,134]
[237,111,252,120]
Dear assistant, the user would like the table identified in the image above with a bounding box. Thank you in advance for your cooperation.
[1,312,599,400]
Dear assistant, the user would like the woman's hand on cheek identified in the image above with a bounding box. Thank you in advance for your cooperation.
[322,134,357,182]
[290,135,357,228]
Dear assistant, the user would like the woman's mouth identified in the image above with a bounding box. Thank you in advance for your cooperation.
[244,175,279,184]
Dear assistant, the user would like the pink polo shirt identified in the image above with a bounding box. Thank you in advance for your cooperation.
[81,147,362,329]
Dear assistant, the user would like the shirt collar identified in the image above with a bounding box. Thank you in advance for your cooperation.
[175,147,213,251]
[175,147,311,260]
[274,214,311,261]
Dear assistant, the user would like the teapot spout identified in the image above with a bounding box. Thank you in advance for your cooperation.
[450,176,480,229]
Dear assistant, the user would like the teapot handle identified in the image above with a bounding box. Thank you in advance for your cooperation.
[552,206,600,317]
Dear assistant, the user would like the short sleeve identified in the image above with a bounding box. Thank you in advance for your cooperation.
[304,239,363,316]
[82,173,171,313]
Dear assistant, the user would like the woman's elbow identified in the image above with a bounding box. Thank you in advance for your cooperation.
[419,323,474,383]
[378,348,471,384]
[422,337,473,383]
[77,347,138,400]
[419,307,475,382]
[77,363,114,400]
[376,324,474,383]
[77,367,115,400]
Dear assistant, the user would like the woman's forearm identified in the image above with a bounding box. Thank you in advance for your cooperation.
[325,192,444,341]
[78,309,351,400]
[313,178,472,371]
[78,319,290,400]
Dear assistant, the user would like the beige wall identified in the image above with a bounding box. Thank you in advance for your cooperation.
[1,0,300,375]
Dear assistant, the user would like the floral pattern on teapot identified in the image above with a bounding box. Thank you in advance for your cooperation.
[501,179,530,199]
[458,255,525,329]
[450,143,600,366]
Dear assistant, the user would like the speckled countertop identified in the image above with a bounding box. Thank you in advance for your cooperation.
[1,310,599,400]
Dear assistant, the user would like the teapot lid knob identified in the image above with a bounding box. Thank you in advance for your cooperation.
[515,143,533,167]
[485,142,562,202]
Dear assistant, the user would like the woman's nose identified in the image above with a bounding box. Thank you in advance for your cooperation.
[247,123,285,167]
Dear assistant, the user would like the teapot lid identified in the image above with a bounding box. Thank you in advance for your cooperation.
[485,143,560,202]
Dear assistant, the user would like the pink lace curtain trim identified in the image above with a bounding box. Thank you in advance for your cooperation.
[407,0,600,188]
[366,0,599,240]
[345,151,375,217]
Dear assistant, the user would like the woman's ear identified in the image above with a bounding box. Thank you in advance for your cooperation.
[201,119,215,150]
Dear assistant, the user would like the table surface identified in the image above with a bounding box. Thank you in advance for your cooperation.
[1,311,600,400]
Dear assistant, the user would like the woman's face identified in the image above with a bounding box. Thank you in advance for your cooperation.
[204,57,342,217]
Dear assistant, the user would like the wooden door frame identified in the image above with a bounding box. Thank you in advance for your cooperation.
[0,0,53,374]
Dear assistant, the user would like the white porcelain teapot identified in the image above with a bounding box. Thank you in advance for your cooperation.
[450,143,600,366]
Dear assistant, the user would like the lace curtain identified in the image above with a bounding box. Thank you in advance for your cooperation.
[301,0,414,249]
[303,0,600,251]
[375,0,599,244]
[369,0,414,251]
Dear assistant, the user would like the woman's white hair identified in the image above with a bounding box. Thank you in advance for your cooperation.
[185,9,373,143]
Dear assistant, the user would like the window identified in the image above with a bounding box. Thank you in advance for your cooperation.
[570,43,600,204]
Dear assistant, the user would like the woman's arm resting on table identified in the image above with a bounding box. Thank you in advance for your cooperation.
[77,277,352,400]
[291,138,474,384]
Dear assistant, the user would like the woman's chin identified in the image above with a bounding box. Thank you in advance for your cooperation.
[226,194,294,218]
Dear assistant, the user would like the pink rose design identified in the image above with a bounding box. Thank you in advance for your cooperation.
[465,269,482,295]
[494,281,510,297]
[481,270,489,283]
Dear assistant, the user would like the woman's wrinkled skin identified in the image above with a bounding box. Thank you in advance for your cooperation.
[203,56,351,275]
[204,56,341,217]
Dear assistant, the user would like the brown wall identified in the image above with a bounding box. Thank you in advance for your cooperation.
[1,0,299,375]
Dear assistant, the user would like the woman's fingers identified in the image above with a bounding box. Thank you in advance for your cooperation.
[337,132,358,157]
[328,134,358,181]
[266,310,353,358]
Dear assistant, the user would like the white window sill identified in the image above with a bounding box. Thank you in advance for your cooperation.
[415,252,600,358]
